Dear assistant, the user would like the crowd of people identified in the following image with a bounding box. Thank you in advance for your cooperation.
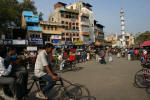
[0,43,150,99]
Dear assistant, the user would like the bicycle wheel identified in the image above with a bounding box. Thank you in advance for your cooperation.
[60,84,82,100]
[78,96,96,100]
[134,69,148,88]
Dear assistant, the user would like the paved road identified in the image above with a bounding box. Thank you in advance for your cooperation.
[61,56,150,100]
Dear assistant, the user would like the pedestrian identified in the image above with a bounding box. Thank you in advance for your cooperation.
[87,52,90,61]
[82,51,87,62]
[99,50,106,64]
[108,53,113,62]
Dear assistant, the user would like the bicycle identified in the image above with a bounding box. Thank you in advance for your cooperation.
[25,75,92,100]
[134,54,150,88]
[134,67,150,88]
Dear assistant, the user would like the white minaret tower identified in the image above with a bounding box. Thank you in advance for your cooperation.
[120,8,126,47]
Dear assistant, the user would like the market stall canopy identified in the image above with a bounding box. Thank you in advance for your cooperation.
[140,40,150,47]
[95,42,103,46]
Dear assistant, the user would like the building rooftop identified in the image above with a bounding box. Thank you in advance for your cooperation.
[60,8,79,14]
[40,21,61,26]
[96,24,104,28]
[57,2,67,6]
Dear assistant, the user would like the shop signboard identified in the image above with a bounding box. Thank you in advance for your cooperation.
[51,35,61,39]
[84,41,92,45]
[52,39,60,43]
[28,38,43,45]
[27,46,37,51]
[65,41,74,45]
[12,40,26,45]
[4,39,12,45]
[74,40,83,45]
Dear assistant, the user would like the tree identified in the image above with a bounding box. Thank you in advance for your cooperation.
[0,0,19,34]
[19,0,37,14]
[0,0,38,35]
[39,12,43,21]
[135,31,150,43]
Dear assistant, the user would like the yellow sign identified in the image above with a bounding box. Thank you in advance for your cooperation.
[74,40,83,45]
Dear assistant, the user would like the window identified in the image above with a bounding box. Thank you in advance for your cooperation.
[73,27,75,30]
[65,26,68,30]
[76,23,79,25]
[51,26,53,30]
[61,21,64,24]
[66,22,68,24]
[54,26,57,30]
[47,26,50,29]
[73,33,75,36]
[62,33,65,36]
[62,37,65,40]
[62,25,65,29]
[61,14,64,17]
[52,18,54,21]
[66,33,68,36]
[66,15,69,18]
[76,27,79,30]
[72,23,75,25]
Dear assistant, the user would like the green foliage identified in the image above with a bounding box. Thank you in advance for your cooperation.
[0,0,19,33]
[135,31,150,43]
[39,12,43,21]
[0,0,38,34]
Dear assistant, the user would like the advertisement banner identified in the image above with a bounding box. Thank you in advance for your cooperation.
[12,40,26,45]
[51,35,61,39]
[28,38,43,45]
[74,40,83,45]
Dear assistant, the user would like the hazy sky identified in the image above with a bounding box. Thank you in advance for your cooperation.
[19,0,150,35]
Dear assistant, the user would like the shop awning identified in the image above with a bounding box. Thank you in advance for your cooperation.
[141,40,150,47]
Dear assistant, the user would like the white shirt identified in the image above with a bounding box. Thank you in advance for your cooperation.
[143,50,147,54]
[0,57,12,76]
[34,50,49,78]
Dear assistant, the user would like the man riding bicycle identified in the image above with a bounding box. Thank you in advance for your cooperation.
[34,43,59,99]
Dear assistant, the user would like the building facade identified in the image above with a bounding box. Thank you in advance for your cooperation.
[94,20,104,43]
[67,1,95,43]
[40,21,62,45]
[21,11,42,39]
[49,2,80,44]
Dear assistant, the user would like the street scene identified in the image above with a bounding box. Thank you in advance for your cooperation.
[0,0,150,100]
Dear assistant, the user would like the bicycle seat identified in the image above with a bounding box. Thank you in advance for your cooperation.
[32,76,41,81]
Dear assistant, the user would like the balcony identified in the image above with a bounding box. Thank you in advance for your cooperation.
[25,16,39,23]
[27,26,42,31]
[81,31,90,35]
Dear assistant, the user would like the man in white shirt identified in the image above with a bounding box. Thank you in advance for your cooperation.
[0,46,16,99]
[34,43,59,99]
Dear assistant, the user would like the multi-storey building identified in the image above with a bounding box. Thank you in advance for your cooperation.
[21,11,42,39]
[49,2,80,44]
[106,34,118,47]
[67,1,94,43]
[117,33,135,47]
[40,21,62,44]
[94,20,104,43]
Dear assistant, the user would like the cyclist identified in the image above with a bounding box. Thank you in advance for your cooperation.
[34,43,59,99]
